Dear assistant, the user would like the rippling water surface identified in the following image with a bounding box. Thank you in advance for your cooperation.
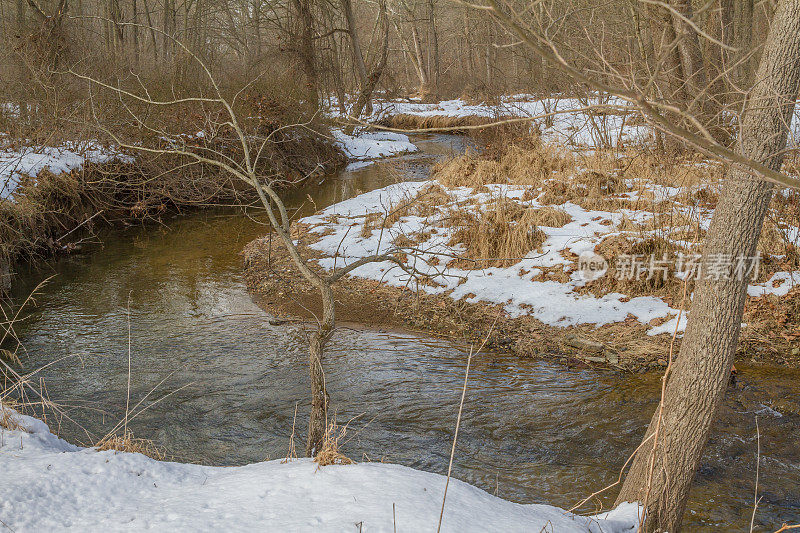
[11,135,800,531]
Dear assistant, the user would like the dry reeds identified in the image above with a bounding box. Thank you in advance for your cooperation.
[95,430,166,460]
[380,183,454,229]
[446,198,546,268]
[0,400,22,431]
[377,113,499,132]
[314,419,354,467]
[433,133,573,188]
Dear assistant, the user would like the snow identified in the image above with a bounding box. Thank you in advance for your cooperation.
[0,141,134,201]
[301,180,689,334]
[747,271,800,297]
[0,407,641,532]
[298,170,800,337]
[329,95,653,149]
[333,129,418,169]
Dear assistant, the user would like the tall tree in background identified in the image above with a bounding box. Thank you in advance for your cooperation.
[616,1,800,530]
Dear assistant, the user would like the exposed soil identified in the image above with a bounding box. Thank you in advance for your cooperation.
[243,227,800,372]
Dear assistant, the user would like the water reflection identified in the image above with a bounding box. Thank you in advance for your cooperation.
[9,134,800,531]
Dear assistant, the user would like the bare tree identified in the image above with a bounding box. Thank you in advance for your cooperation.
[69,26,421,455]
[462,0,800,530]
[615,2,800,530]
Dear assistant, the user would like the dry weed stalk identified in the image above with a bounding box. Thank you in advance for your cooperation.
[314,416,354,467]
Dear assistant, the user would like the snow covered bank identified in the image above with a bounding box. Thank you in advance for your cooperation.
[329,93,800,151]
[0,408,640,532]
[301,181,686,335]
[0,141,133,201]
[333,129,418,170]
[331,95,652,149]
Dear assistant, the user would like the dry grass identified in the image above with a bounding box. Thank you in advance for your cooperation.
[0,400,23,431]
[445,197,546,268]
[377,113,500,132]
[379,183,454,229]
[314,419,354,467]
[527,206,572,227]
[434,134,573,188]
[95,429,166,460]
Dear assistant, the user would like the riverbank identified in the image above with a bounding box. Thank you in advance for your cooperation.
[244,126,800,371]
[0,123,364,294]
[0,404,641,531]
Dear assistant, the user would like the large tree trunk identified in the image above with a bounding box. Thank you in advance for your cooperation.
[669,0,707,113]
[347,0,388,122]
[291,0,318,107]
[616,1,800,531]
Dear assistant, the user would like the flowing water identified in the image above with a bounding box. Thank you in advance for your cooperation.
[9,135,800,531]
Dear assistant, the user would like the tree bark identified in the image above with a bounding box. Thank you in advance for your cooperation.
[291,0,318,107]
[348,0,388,122]
[340,0,369,94]
[669,0,707,113]
[616,2,800,531]
[305,282,333,456]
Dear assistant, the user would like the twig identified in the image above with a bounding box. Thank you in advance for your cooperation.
[750,416,761,533]
[437,314,499,533]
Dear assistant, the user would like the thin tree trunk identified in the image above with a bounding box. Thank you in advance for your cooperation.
[616,2,800,531]
[306,283,333,456]
[15,0,28,124]
[340,0,368,91]
[132,0,139,66]
[410,21,428,97]
[143,0,158,61]
[428,0,439,98]
[669,0,707,113]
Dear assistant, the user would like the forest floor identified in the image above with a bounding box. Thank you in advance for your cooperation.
[245,95,800,371]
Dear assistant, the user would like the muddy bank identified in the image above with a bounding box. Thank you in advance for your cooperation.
[243,231,800,371]
[0,135,344,294]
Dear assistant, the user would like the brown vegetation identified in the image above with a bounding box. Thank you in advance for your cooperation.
[95,430,166,460]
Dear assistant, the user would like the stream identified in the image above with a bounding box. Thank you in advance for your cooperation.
[9,134,800,531]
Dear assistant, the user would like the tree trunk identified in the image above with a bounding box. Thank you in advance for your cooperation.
[340,0,368,94]
[734,0,755,87]
[15,0,28,124]
[410,21,428,97]
[669,0,707,113]
[306,283,333,456]
[291,0,318,107]
[428,0,439,98]
[616,2,800,531]
[348,0,388,122]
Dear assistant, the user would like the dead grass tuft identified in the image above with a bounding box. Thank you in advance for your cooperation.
[446,197,546,268]
[314,419,354,467]
[0,401,23,431]
[95,430,166,460]
[527,206,572,227]
[377,113,499,132]
[381,183,454,228]
[433,134,573,188]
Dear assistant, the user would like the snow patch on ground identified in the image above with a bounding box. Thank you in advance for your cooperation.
[302,181,689,333]
[300,175,800,337]
[0,407,641,532]
[747,271,800,297]
[333,129,418,168]
[0,142,133,201]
